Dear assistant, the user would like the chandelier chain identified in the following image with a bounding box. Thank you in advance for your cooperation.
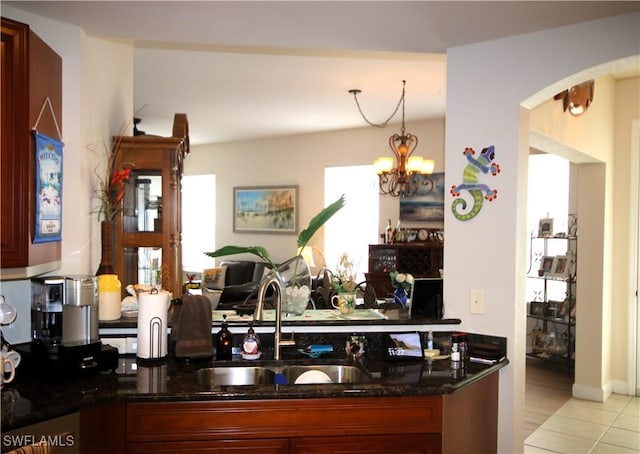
[351,80,406,129]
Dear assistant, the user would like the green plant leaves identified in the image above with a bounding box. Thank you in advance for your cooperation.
[297,194,346,250]
[204,245,276,269]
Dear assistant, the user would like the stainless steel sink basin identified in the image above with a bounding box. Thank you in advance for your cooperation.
[196,366,276,386]
[281,365,370,384]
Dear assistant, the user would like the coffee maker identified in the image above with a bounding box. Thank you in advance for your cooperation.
[29,275,105,375]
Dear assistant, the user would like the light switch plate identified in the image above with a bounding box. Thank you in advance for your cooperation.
[469,289,484,314]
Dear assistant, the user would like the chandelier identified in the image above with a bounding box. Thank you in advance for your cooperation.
[349,80,434,197]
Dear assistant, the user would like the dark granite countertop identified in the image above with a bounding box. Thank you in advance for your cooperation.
[2,331,507,432]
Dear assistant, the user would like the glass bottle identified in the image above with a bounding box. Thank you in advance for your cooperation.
[385,219,392,244]
[216,314,233,360]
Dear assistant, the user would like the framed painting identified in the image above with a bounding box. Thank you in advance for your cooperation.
[233,186,298,233]
[34,132,63,243]
[399,172,445,225]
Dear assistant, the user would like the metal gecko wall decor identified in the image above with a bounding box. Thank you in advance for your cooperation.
[450,145,500,221]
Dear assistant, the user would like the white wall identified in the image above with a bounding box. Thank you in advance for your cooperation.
[445,12,639,453]
[184,119,445,264]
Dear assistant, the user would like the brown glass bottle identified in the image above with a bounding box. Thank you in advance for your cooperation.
[216,314,233,360]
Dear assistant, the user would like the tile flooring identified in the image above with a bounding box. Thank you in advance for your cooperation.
[524,359,640,453]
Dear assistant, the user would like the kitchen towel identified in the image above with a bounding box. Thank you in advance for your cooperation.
[173,294,213,359]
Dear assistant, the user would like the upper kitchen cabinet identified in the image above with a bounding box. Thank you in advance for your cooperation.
[113,114,189,297]
[1,17,62,278]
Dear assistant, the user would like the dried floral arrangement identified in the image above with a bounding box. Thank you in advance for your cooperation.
[89,123,135,222]
[332,252,359,293]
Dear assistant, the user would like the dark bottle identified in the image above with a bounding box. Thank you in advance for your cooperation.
[216,314,233,360]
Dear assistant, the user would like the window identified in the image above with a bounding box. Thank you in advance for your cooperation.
[181,174,216,276]
[324,165,379,282]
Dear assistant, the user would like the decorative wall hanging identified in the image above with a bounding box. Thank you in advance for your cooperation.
[400,172,445,225]
[32,97,64,243]
[33,132,63,242]
[450,145,500,221]
[233,186,298,233]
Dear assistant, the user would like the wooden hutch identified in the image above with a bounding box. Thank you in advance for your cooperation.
[113,114,189,297]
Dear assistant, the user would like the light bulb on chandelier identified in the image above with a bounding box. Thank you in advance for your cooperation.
[349,80,434,197]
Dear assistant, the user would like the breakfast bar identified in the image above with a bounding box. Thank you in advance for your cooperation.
[2,310,507,454]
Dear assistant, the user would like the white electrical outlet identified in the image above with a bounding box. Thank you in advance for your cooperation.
[470,289,484,314]
[125,337,138,354]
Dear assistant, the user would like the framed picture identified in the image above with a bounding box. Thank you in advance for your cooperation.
[540,256,554,275]
[538,218,553,237]
[551,255,570,278]
[529,301,545,316]
[233,185,298,233]
[34,132,63,243]
[399,172,445,225]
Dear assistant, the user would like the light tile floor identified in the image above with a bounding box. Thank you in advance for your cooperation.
[524,394,640,453]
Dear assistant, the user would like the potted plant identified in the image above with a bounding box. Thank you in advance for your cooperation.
[389,271,414,308]
[330,252,359,314]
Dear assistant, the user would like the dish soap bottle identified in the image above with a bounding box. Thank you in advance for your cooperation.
[241,322,261,359]
[216,314,233,360]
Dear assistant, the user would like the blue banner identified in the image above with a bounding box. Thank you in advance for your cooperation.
[34,132,63,243]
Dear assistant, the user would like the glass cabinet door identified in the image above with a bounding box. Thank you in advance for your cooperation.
[123,246,163,288]
[123,171,162,233]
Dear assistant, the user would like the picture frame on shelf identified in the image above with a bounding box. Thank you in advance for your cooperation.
[546,300,562,318]
[540,256,554,276]
[551,255,570,278]
[529,301,545,316]
[233,185,298,234]
[538,218,554,237]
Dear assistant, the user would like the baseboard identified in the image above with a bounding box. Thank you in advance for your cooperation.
[611,379,633,396]
[572,381,613,402]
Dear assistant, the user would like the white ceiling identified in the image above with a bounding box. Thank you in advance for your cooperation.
[6,1,640,145]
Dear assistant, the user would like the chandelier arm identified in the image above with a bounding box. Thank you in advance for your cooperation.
[388,134,403,161]
[350,81,406,128]
[405,133,419,160]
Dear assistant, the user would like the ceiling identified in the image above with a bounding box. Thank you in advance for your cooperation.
[6,1,640,145]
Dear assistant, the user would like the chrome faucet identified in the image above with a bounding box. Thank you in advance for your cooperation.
[254,275,294,360]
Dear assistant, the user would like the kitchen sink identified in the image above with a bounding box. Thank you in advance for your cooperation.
[280,365,370,384]
[196,366,276,386]
[195,363,371,386]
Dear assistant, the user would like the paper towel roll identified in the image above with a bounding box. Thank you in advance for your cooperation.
[137,290,169,360]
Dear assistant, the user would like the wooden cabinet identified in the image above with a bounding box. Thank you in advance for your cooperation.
[113,114,189,297]
[368,243,443,297]
[124,373,499,454]
[126,396,443,453]
[1,17,62,278]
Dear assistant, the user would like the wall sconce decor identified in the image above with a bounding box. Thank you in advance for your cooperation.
[349,80,434,197]
[553,79,594,116]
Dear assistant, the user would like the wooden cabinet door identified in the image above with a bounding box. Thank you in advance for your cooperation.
[292,434,441,454]
[1,17,61,274]
[127,439,289,453]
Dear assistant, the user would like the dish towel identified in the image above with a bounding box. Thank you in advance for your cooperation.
[173,294,213,359]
